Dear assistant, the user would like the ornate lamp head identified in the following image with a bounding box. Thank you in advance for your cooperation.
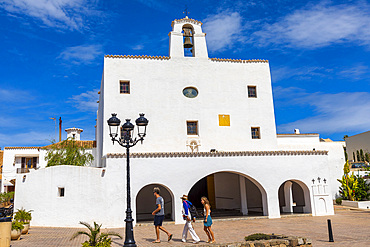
[107,113,121,138]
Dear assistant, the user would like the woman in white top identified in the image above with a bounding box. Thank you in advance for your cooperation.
[201,196,215,243]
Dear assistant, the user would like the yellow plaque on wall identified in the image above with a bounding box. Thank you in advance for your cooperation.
[219,114,230,126]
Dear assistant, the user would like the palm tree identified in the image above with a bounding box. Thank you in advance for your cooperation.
[71,221,122,247]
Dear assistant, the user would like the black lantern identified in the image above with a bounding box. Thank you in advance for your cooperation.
[107,113,149,247]
[135,113,149,138]
[107,113,121,139]
[121,119,135,140]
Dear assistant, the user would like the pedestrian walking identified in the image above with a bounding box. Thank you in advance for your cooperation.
[181,195,200,244]
[201,196,215,243]
[152,187,173,243]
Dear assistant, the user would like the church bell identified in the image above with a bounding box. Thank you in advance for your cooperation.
[183,28,193,48]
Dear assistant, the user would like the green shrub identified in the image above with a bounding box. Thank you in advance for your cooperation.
[14,208,33,222]
[245,233,271,241]
[335,197,343,205]
[82,237,112,247]
[11,221,25,231]
[0,192,14,204]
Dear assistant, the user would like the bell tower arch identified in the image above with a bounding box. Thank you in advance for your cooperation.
[169,16,208,58]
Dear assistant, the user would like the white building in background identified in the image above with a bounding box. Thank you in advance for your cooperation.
[345,131,370,162]
[13,17,345,228]
[0,128,95,193]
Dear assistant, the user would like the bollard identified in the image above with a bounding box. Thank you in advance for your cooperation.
[327,219,334,242]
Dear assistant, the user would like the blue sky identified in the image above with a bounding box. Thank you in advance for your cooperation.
[0,0,369,147]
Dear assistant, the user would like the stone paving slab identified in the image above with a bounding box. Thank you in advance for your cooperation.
[10,207,370,247]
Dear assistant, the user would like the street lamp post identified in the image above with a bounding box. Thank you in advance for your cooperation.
[107,113,149,247]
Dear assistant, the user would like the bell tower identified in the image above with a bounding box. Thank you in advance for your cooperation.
[169,16,208,58]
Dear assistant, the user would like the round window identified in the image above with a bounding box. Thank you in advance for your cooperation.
[183,87,198,98]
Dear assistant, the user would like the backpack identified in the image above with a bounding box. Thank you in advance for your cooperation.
[186,201,199,219]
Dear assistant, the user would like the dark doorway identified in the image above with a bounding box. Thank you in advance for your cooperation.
[188,177,208,208]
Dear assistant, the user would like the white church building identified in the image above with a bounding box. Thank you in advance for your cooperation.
[12,17,345,228]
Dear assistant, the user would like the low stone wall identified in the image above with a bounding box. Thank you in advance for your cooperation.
[244,235,312,247]
[342,200,370,209]
[193,235,312,247]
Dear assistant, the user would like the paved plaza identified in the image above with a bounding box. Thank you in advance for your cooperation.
[10,206,370,247]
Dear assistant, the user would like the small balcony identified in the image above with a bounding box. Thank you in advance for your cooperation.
[16,168,29,174]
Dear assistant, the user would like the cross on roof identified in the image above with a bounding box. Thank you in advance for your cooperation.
[183,6,189,17]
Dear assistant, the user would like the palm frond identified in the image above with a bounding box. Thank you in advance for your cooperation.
[100,232,123,239]
[70,231,91,240]
[79,221,94,232]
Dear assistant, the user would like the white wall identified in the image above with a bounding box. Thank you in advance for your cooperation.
[15,165,125,228]
[277,137,345,199]
[15,152,334,228]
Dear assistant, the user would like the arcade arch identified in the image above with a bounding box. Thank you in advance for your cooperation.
[188,172,268,217]
[135,184,174,222]
[278,180,312,214]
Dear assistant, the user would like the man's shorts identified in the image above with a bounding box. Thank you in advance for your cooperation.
[154,215,164,226]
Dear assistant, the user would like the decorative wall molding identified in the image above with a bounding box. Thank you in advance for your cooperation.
[4,147,41,150]
[107,150,328,158]
[210,58,269,63]
[172,17,203,26]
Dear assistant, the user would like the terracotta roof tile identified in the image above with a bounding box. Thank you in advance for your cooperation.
[42,140,96,149]
[105,55,170,60]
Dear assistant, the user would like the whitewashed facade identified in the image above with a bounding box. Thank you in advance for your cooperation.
[1,129,94,193]
[13,17,345,227]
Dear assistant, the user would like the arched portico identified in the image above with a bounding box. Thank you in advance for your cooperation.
[278,180,312,214]
[187,171,268,217]
[135,184,174,222]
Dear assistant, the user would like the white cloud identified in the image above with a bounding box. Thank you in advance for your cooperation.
[272,66,332,82]
[0,88,32,102]
[339,65,369,80]
[132,44,144,51]
[276,88,370,134]
[252,2,370,48]
[0,0,96,30]
[203,11,243,52]
[58,44,103,65]
[68,89,99,112]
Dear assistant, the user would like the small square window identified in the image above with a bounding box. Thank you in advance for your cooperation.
[219,114,230,126]
[58,187,65,197]
[251,127,260,139]
[120,81,130,94]
[248,86,257,98]
[187,121,198,135]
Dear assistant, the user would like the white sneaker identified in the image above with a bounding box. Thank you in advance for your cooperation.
[182,239,186,243]
[193,241,199,244]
